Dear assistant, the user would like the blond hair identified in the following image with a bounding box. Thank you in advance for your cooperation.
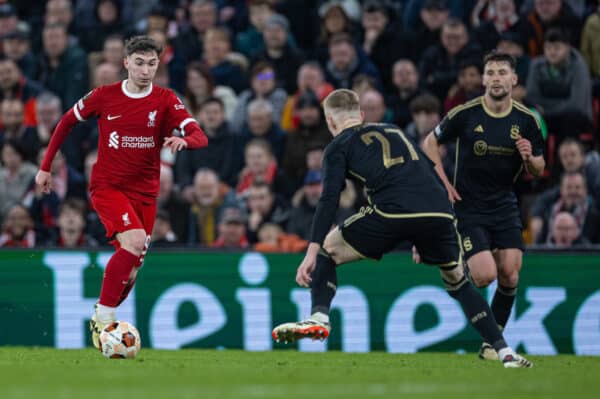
[322,89,361,121]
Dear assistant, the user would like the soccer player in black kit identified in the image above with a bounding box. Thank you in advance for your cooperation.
[422,51,545,361]
[272,88,532,368]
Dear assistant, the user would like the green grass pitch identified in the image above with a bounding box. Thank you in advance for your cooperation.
[1,348,599,399]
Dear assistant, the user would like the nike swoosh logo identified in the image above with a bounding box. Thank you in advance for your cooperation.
[107,115,122,120]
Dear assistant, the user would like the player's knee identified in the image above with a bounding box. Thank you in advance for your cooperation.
[121,231,147,255]
[471,271,496,288]
[498,269,519,287]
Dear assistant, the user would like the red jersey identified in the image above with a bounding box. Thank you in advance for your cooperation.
[72,81,197,200]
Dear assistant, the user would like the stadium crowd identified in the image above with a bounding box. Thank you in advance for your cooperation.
[1,0,600,251]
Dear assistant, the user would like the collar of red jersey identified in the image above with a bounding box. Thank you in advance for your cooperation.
[121,80,153,99]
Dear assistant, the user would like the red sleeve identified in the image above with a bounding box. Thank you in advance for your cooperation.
[72,87,103,122]
[182,122,208,149]
[40,108,79,171]
[164,90,196,132]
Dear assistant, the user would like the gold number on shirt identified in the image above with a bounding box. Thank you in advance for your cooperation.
[361,129,419,168]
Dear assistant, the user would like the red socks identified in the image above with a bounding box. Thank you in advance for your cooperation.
[99,249,139,307]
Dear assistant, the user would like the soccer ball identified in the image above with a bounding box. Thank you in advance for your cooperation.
[99,321,141,359]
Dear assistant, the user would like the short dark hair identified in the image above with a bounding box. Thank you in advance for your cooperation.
[459,58,483,74]
[544,28,570,44]
[483,50,516,70]
[124,35,163,56]
[199,96,224,110]
[328,32,354,48]
[58,198,87,218]
[559,137,585,154]
[560,170,586,185]
[409,93,440,115]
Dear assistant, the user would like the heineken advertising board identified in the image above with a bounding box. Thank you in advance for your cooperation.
[0,250,598,355]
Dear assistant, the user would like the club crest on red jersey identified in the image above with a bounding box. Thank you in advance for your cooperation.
[148,110,157,127]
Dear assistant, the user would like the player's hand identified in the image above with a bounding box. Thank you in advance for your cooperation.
[515,136,532,161]
[445,182,462,204]
[412,246,421,264]
[35,170,52,194]
[296,244,320,287]
[163,136,188,154]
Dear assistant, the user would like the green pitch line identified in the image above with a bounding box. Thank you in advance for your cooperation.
[1,348,599,399]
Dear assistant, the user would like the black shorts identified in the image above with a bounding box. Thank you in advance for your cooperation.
[456,214,524,260]
[340,206,461,266]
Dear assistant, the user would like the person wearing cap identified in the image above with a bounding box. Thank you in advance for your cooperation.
[525,27,592,138]
[282,90,331,188]
[0,3,18,41]
[253,13,304,94]
[212,205,249,249]
[2,22,36,81]
[360,0,415,92]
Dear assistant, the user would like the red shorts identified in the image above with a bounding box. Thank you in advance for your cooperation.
[90,186,157,245]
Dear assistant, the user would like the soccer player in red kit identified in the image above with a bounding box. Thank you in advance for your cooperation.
[35,36,208,348]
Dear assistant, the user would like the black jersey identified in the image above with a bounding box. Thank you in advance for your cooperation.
[434,97,544,218]
[310,122,453,245]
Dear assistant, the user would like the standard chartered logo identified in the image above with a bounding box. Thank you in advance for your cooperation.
[108,131,155,149]
[41,252,600,354]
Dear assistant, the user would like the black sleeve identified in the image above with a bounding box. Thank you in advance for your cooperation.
[525,113,545,157]
[309,143,348,245]
[433,107,465,144]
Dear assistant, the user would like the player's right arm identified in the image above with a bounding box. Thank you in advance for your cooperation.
[36,89,102,194]
[423,108,464,204]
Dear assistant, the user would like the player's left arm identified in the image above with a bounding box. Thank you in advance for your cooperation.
[163,91,208,153]
[517,115,546,177]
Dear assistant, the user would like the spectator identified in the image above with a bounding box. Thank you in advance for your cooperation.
[236,138,291,199]
[239,99,287,164]
[202,27,247,94]
[0,98,40,163]
[324,33,381,89]
[183,62,238,120]
[1,22,36,80]
[50,197,98,247]
[532,171,600,243]
[254,222,308,252]
[472,0,523,52]
[360,0,415,92]
[0,204,35,248]
[151,209,177,247]
[280,62,334,131]
[36,23,88,112]
[545,211,590,248]
[175,97,239,187]
[235,0,274,60]
[581,5,600,95]
[419,18,482,100]
[231,61,287,134]
[282,90,331,188]
[212,205,249,249]
[444,59,484,113]
[405,93,442,146]
[95,34,127,79]
[519,0,581,57]
[411,0,450,59]
[0,56,42,128]
[386,59,423,128]
[314,0,358,64]
[253,13,304,94]
[157,164,189,244]
[525,28,592,138]
[306,146,325,173]
[360,89,390,123]
[0,4,18,44]
[287,170,354,241]
[78,0,124,52]
[147,28,186,93]
[92,62,121,88]
[175,0,219,63]
[0,140,37,221]
[34,91,61,144]
[352,73,378,97]
[496,31,530,97]
[187,168,237,246]
[42,0,79,48]
[245,181,290,243]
